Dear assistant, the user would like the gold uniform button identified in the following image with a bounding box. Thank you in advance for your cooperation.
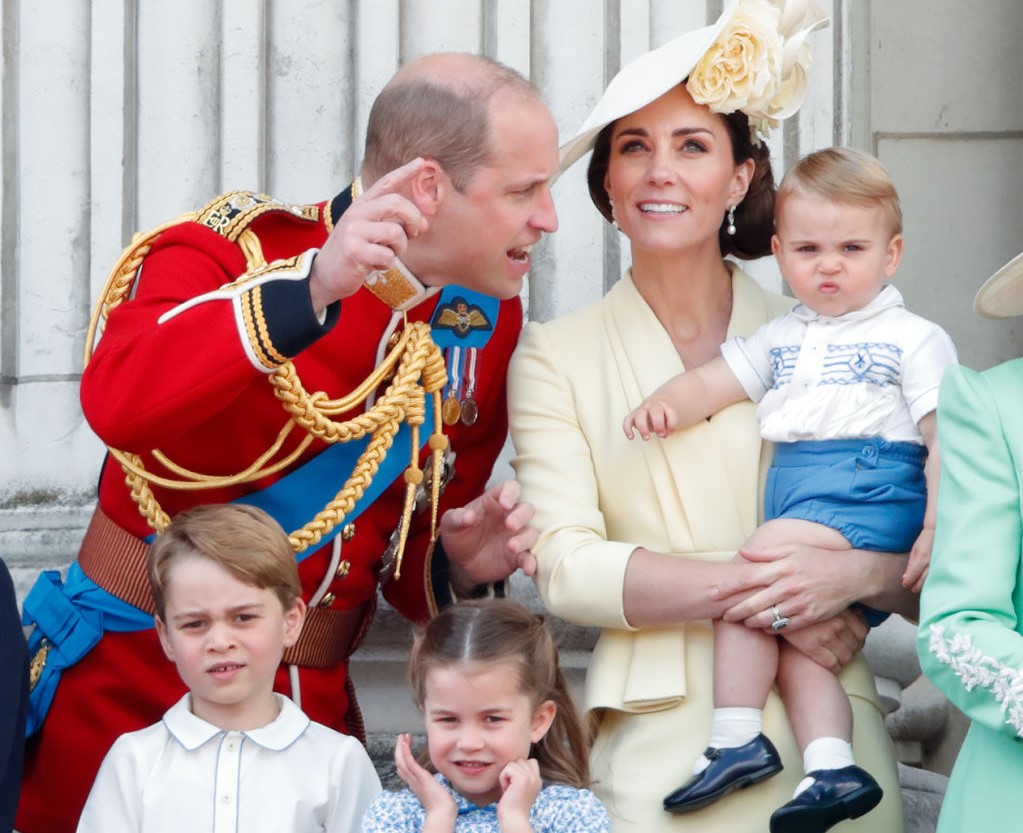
[335,560,351,579]
[319,593,336,608]
[342,523,356,541]
[387,332,401,349]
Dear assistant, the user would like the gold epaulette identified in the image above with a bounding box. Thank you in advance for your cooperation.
[195,190,321,242]
[85,192,324,356]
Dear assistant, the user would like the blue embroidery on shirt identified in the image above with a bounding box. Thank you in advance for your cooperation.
[821,342,901,386]
[768,341,903,391]
[769,345,800,387]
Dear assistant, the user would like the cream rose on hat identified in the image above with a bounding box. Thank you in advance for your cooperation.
[559,0,828,171]
[687,0,825,141]
[686,2,784,129]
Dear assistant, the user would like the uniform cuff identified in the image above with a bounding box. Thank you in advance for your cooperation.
[235,250,339,370]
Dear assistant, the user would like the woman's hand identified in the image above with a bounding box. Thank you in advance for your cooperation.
[394,734,457,831]
[497,758,542,833]
[779,608,868,672]
[711,541,915,629]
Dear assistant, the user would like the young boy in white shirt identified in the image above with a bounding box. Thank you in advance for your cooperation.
[76,504,381,833]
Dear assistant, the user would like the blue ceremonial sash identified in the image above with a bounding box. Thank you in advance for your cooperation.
[22,563,152,735]
[235,394,436,559]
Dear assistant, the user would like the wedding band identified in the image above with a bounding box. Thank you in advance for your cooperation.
[770,605,790,631]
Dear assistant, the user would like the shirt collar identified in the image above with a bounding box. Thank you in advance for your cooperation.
[434,775,499,815]
[163,693,310,752]
[791,284,904,323]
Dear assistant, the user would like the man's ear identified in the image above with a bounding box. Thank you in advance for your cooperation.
[409,159,446,218]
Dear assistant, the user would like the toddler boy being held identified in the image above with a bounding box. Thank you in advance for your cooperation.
[626,147,957,832]
[77,504,381,833]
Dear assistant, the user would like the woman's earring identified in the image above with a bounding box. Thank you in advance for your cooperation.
[609,198,620,231]
[726,206,737,236]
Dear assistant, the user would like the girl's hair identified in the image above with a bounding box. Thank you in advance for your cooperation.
[409,599,591,788]
[776,146,903,237]
[586,84,776,260]
[148,504,301,620]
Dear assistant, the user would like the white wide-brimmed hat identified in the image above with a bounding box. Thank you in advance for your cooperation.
[559,0,829,172]
[974,250,1023,319]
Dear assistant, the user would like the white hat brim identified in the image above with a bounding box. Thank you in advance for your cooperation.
[974,250,1023,319]
[558,1,739,172]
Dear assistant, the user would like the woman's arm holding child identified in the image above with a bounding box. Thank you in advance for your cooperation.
[902,412,938,593]
[623,356,748,440]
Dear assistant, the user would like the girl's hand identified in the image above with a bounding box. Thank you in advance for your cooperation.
[496,758,542,831]
[394,734,456,829]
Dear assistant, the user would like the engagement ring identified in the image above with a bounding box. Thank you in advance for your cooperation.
[770,605,790,631]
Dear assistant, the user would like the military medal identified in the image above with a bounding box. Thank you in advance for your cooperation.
[460,348,479,426]
[429,286,499,429]
[442,393,462,425]
[442,345,463,425]
[460,398,478,426]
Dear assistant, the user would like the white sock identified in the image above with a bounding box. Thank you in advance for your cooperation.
[692,708,763,774]
[793,737,856,796]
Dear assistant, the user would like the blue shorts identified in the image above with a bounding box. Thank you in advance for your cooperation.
[764,437,927,626]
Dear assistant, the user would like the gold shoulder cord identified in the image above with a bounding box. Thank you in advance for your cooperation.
[84,193,447,579]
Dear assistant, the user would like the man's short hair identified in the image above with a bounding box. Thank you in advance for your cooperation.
[147,504,300,620]
[362,54,539,192]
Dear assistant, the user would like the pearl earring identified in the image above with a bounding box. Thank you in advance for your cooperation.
[726,205,737,236]
[609,198,620,231]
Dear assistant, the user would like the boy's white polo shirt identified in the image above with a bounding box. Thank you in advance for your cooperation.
[76,694,381,833]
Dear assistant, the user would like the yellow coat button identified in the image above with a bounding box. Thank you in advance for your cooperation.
[319,592,336,608]
[342,523,356,541]
[335,560,351,579]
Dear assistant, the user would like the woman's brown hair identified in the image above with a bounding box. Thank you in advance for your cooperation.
[408,599,591,788]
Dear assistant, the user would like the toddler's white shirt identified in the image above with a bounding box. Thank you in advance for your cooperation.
[720,285,958,443]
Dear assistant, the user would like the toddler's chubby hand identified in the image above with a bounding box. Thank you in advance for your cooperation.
[902,525,933,593]
[623,400,677,441]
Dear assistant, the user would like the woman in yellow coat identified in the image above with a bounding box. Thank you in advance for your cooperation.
[509,3,913,830]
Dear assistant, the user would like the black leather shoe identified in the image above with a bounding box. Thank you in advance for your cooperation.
[769,765,883,833]
[663,733,783,814]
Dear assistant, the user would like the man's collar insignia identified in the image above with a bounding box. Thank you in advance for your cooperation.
[431,296,493,337]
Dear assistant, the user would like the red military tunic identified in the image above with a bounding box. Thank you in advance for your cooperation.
[17,188,521,833]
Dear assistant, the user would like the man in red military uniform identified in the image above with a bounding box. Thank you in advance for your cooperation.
[17,52,559,833]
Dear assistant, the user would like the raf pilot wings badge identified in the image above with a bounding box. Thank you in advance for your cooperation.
[431,296,493,338]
